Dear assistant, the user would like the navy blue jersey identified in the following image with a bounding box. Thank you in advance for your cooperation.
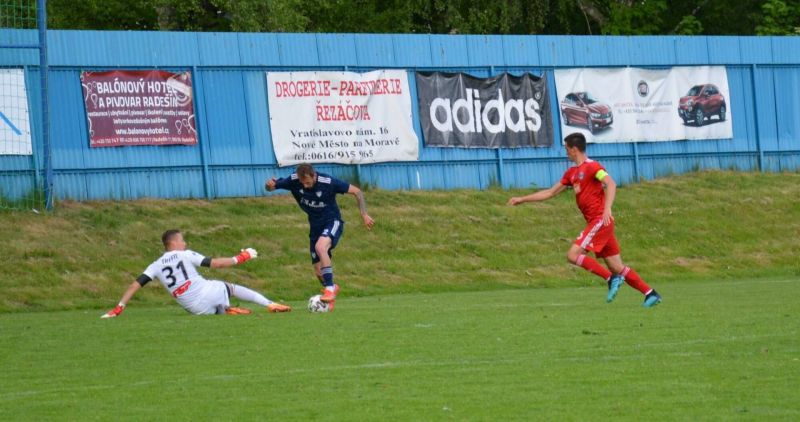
[274,172,351,229]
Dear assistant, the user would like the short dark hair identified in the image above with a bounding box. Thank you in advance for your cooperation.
[162,229,181,248]
[564,132,587,152]
[296,163,315,178]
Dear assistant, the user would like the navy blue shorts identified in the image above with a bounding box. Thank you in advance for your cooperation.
[309,219,344,264]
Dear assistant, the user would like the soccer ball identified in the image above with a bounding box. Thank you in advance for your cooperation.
[307,294,330,313]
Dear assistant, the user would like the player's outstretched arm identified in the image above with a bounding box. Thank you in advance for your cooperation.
[348,184,374,230]
[100,281,141,318]
[507,182,567,206]
[209,248,258,269]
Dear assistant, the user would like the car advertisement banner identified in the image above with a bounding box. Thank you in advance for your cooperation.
[266,70,419,167]
[554,66,732,143]
[0,69,32,155]
[81,70,197,148]
[416,72,553,148]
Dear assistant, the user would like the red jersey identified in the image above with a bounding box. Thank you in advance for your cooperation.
[560,158,608,222]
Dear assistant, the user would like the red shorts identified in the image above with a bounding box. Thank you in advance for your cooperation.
[574,218,620,258]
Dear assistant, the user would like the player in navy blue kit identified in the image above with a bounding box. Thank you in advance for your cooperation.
[266,163,375,309]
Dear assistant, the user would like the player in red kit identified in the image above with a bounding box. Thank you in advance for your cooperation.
[507,132,661,307]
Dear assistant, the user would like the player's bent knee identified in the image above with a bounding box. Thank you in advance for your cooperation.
[315,238,329,250]
[315,245,327,256]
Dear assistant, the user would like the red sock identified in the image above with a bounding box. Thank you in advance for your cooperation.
[621,266,651,294]
[576,254,612,281]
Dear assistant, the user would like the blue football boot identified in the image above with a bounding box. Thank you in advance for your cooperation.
[643,290,662,308]
[606,274,625,303]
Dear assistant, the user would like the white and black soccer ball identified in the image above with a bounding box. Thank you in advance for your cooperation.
[307,294,330,313]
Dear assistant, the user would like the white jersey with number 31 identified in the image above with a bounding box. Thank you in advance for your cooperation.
[142,249,225,313]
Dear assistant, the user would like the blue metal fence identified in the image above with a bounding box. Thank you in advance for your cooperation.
[1,30,799,201]
[0,2,51,208]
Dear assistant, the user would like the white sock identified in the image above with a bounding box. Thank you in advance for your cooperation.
[325,285,336,292]
[229,284,272,307]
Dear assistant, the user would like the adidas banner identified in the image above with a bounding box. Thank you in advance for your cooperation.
[415,72,553,148]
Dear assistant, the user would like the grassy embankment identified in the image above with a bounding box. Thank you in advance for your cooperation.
[1,170,798,312]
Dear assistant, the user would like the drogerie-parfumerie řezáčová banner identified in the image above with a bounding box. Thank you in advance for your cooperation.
[267,70,419,167]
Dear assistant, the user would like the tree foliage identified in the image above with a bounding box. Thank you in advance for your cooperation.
[40,0,800,36]
[755,0,800,35]
[47,0,159,30]
[601,0,668,35]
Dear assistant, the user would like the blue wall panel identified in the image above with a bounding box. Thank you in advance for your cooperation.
[753,67,779,151]
[603,36,634,66]
[237,33,281,66]
[674,36,710,65]
[55,172,88,200]
[771,37,800,64]
[212,168,259,198]
[2,29,800,201]
[199,70,253,166]
[507,159,570,190]
[197,33,242,66]
[276,33,319,66]
[0,171,35,200]
[536,36,574,67]
[466,35,505,67]
[354,34,396,68]
[85,171,132,200]
[628,36,675,66]
[0,155,31,172]
[49,31,201,67]
[49,70,88,170]
[726,66,755,152]
[0,29,38,65]
[241,71,274,165]
[778,154,799,171]
[773,68,800,152]
[316,34,358,67]
[707,37,742,64]
[393,35,434,68]
[428,35,469,67]
[126,169,205,199]
[501,36,540,67]
[571,36,614,67]
[739,37,774,64]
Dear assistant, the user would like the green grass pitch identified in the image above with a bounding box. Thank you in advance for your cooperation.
[1,277,798,420]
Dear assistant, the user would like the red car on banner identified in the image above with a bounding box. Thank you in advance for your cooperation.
[678,83,727,126]
[559,92,613,134]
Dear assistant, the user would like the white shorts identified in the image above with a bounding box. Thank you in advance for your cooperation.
[176,280,230,315]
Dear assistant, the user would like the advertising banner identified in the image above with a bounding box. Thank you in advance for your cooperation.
[266,70,419,167]
[415,72,553,148]
[0,69,32,155]
[554,66,732,142]
[81,70,197,147]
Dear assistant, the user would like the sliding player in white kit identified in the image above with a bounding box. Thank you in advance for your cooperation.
[101,229,291,318]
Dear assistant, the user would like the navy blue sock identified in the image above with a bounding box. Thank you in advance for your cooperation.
[321,266,334,287]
